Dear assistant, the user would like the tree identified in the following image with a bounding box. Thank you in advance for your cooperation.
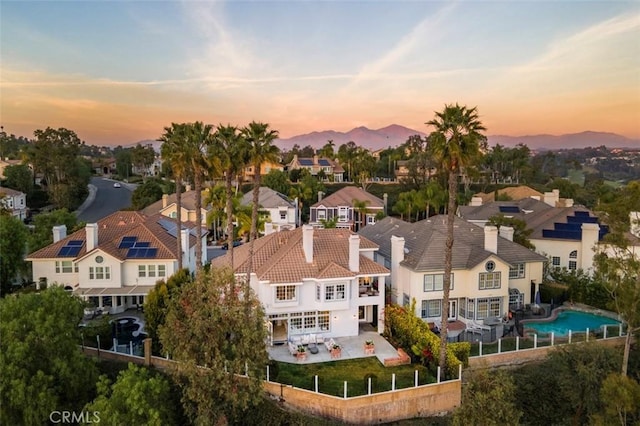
[262,169,290,195]
[203,184,226,242]
[84,363,180,426]
[487,213,535,249]
[130,179,164,210]
[591,373,640,425]
[452,369,522,426]
[183,121,214,272]
[159,268,268,424]
[28,208,79,253]
[144,268,192,353]
[353,199,370,231]
[242,121,280,292]
[114,148,132,180]
[318,139,335,159]
[337,141,358,181]
[595,180,640,376]
[0,215,29,296]
[159,123,189,270]
[210,125,250,268]
[0,287,98,425]
[3,164,34,195]
[427,103,486,370]
[130,143,156,178]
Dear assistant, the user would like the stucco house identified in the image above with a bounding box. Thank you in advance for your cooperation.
[142,189,210,227]
[0,186,28,220]
[240,187,298,232]
[286,154,344,182]
[211,225,389,343]
[309,186,386,231]
[243,160,284,182]
[26,211,207,314]
[359,216,547,327]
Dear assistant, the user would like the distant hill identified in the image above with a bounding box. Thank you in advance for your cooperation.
[487,131,640,150]
[276,124,426,151]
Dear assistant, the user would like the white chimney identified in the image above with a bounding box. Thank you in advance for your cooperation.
[162,194,168,208]
[318,191,324,202]
[391,235,405,267]
[348,234,360,272]
[470,197,483,207]
[544,189,560,207]
[264,222,274,235]
[383,193,388,214]
[302,225,314,263]
[52,225,67,243]
[565,199,574,208]
[580,223,600,273]
[499,226,514,242]
[86,223,98,251]
[181,228,190,268]
[484,225,498,254]
[630,212,640,238]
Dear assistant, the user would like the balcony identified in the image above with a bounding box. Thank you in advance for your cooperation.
[358,277,380,297]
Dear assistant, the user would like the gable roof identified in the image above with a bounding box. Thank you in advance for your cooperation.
[311,186,385,209]
[240,187,295,209]
[26,211,199,261]
[0,186,25,197]
[210,227,388,283]
[142,190,209,216]
[359,215,547,272]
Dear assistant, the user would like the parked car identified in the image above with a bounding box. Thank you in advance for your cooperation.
[113,182,121,188]
[222,240,242,250]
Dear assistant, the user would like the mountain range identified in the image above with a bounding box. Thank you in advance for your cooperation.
[275,126,640,151]
[132,127,640,152]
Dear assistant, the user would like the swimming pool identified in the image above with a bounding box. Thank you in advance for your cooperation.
[524,310,621,336]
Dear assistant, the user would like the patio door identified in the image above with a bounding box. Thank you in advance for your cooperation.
[448,300,458,321]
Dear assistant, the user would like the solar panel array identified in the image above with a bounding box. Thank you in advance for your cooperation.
[499,205,520,213]
[58,244,82,257]
[126,247,158,258]
[118,236,137,249]
[542,212,608,241]
[318,159,331,166]
[298,159,313,166]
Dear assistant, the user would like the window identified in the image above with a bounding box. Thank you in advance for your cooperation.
[569,250,578,258]
[280,211,287,220]
[317,209,326,220]
[476,297,501,319]
[509,288,524,308]
[403,293,410,307]
[318,311,329,331]
[55,261,74,274]
[367,214,376,225]
[384,258,391,269]
[485,261,496,272]
[148,265,156,278]
[479,272,501,290]
[95,255,104,264]
[304,313,316,330]
[338,207,348,222]
[552,256,561,268]
[423,274,454,292]
[316,284,321,301]
[138,265,146,278]
[569,250,578,270]
[276,285,297,302]
[89,266,111,280]
[467,299,475,319]
[324,283,346,301]
[421,300,442,318]
[509,263,525,279]
[158,265,166,277]
[169,211,177,218]
[280,311,330,334]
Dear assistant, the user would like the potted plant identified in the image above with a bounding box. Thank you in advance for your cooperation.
[330,343,341,359]
[296,345,307,360]
[364,340,375,354]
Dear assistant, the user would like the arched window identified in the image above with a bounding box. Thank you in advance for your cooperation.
[569,250,578,270]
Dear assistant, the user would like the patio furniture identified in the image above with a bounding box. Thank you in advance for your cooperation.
[325,338,337,352]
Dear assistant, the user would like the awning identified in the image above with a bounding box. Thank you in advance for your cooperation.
[74,285,155,297]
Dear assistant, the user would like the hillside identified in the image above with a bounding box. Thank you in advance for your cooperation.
[487,131,640,150]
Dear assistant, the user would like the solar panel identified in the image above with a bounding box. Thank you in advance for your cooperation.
[574,211,590,217]
[133,242,150,248]
[126,247,158,258]
[118,236,137,249]
[57,245,82,257]
[299,159,313,166]
[67,240,84,246]
[157,218,177,231]
[499,206,520,213]
[318,159,331,166]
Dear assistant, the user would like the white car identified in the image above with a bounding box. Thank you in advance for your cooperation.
[113,182,121,188]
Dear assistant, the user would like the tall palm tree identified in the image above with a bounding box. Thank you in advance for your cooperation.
[242,121,280,289]
[209,125,249,269]
[353,199,370,231]
[427,103,486,373]
[183,121,213,273]
[159,123,189,270]
[203,184,226,242]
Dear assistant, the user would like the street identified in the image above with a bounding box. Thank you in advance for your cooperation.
[76,177,134,223]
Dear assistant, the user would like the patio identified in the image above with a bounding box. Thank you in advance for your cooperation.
[267,324,399,365]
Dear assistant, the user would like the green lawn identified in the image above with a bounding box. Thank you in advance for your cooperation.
[272,358,434,397]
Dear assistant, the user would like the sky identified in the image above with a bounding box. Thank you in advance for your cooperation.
[1,1,639,146]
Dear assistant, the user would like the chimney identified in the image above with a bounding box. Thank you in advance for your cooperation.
[580,223,600,273]
[391,235,405,266]
[499,226,514,242]
[544,189,560,207]
[318,191,324,202]
[181,228,190,268]
[162,194,168,208]
[383,193,388,214]
[349,234,360,272]
[313,154,319,165]
[86,223,98,251]
[564,199,574,208]
[470,197,483,207]
[484,225,498,254]
[52,225,67,243]
[630,212,640,238]
[264,222,274,235]
[302,225,314,263]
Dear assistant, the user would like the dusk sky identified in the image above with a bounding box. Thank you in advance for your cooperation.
[1,1,639,146]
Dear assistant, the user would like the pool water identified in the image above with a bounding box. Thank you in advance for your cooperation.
[525,310,620,336]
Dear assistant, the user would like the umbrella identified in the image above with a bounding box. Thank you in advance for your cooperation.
[535,290,541,305]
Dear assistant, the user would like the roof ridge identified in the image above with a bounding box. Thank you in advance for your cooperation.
[255,229,303,278]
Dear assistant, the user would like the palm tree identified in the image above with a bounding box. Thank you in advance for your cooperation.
[183,121,214,273]
[353,199,370,231]
[427,103,486,373]
[209,125,249,269]
[203,184,226,242]
[242,122,280,288]
[159,123,189,270]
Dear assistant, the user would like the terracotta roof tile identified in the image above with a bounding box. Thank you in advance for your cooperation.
[312,186,384,209]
